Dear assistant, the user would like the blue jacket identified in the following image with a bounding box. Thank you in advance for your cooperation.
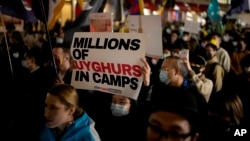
[40,112,101,141]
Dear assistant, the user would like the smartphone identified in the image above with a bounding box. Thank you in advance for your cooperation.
[179,49,189,59]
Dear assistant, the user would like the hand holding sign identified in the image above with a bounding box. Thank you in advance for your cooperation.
[141,57,151,86]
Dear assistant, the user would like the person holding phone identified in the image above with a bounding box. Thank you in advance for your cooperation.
[184,55,213,103]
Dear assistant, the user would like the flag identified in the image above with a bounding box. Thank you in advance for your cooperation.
[207,0,221,23]
[75,0,84,18]
[30,0,49,23]
[129,0,144,15]
[226,0,249,15]
[157,0,168,15]
[104,0,122,21]
[0,0,37,23]
[48,0,65,30]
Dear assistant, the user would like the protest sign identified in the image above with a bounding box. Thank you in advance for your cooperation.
[89,13,113,32]
[126,15,163,59]
[70,32,147,100]
[184,20,200,34]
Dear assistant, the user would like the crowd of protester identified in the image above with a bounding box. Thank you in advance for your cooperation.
[0,20,250,141]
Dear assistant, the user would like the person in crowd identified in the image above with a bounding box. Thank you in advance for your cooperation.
[12,46,52,140]
[203,41,225,94]
[230,37,250,76]
[95,94,139,141]
[203,92,244,141]
[52,44,73,84]
[150,56,207,115]
[221,30,236,56]
[147,88,201,141]
[211,32,231,73]
[40,84,101,141]
[169,30,180,47]
[8,31,28,78]
[235,54,250,133]
[0,23,15,49]
[184,55,213,102]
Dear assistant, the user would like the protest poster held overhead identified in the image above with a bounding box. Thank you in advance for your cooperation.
[126,15,163,59]
[89,13,113,32]
[70,32,147,100]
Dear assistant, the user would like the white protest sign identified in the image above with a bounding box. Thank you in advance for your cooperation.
[126,15,163,59]
[70,32,147,100]
[89,13,113,32]
[184,20,200,34]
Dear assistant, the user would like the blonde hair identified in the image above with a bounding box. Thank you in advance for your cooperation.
[48,84,84,119]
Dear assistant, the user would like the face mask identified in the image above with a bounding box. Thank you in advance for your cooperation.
[22,60,28,68]
[172,53,180,57]
[111,104,129,117]
[183,36,188,41]
[244,67,250,74]
[191,66,201,74]
[151,59,158,65]
[12,52,19,58]
[206,52,212,60]
[201,42,206,48]
[233,41,238,47]
[159,70,171,85]
[163,53,170,59]
[166,28,171,34]
[179,26,184,31]
[56,37,64,44]
[223,36,229,42]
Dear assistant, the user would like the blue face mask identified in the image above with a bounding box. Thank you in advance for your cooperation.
[159,70,171,85]
[111,104,129,117]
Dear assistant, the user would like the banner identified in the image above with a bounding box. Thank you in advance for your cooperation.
[70,32,147,100]
[184,20,200,34]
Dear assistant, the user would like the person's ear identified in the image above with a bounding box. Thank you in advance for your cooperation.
[174,67,180,76]
[68,106,76,116]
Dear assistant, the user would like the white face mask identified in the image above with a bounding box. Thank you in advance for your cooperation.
[163,53,171,59]
[172,53,180,57]
[159,70,171,85]
[223,36,229,42]
[21,60,29,68]
[151,59,158,65]
[56,37,64,44]
[111,104,129,117]
[233,41,238,46]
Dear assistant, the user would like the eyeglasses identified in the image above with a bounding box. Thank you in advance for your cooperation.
[147,122,193,141]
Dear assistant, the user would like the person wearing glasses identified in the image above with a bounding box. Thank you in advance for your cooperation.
[149,56,207,115]
[147,87,201,141]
